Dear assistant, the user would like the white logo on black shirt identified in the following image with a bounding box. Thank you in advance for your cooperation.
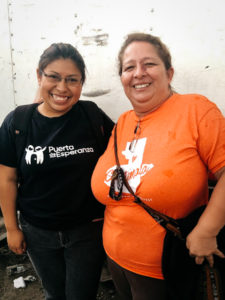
[24,144,94,164]
[25,145,47,164]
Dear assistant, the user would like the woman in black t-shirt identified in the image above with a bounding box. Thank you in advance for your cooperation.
[0,43,114,300]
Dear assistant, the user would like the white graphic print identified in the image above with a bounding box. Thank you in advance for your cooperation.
[25,144,94,164]
[105,138,154,193]
[48,145,93,158]
[25,145,47,164]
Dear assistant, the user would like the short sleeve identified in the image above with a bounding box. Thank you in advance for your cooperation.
[197,104,225,174]
[0,111,17,167]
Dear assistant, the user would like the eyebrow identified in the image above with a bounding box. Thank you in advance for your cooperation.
[123,57,158,65]
[47,71,80,77]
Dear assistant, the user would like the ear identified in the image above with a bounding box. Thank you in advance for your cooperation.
[167,67,174,83]
[36,69,42,85]
[33,87,42,103]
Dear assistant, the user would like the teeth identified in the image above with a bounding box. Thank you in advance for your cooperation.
[52,94,68,101]
[134,83,150,89]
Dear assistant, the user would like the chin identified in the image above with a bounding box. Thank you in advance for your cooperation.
[131,97,151,106]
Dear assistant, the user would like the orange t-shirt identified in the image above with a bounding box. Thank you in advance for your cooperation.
[91,93,225,279]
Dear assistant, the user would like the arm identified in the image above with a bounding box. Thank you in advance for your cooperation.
[0,164,26,254]
[186,166,225,266]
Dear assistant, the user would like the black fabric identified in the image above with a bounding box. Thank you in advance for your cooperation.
[12,101,113,164]
[162,206,225,300]
[107,256,167,300]
[12,103,39,178]
[79,100,113,155]
[0,101,114,230]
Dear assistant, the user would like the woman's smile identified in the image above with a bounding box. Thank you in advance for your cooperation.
[121,41,174,117]
[37,58,82,117]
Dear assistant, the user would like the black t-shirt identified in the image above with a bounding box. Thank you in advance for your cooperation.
[0,102,114,230]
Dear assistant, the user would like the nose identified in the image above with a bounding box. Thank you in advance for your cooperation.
[56,79,68,90]
[134,64,146,78]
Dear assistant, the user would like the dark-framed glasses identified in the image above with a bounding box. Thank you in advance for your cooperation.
[42,71,82,87]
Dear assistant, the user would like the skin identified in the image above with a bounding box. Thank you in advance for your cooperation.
[37,58,83,117]
[120,41,174,118]
[186,167,225,266]
[33,87,41,103]
[0,165,25,254]
[120,41,225,266]
[0,58,84,254]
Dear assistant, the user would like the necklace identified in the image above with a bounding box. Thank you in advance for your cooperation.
[129,120,141,152]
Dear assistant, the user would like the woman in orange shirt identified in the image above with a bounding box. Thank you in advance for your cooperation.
[91,33,225,300]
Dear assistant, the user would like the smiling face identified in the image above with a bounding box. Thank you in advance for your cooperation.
[120,41,174,118]
[37,58,82,117]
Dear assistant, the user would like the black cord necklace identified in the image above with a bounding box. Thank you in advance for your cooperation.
[129,120,141,152]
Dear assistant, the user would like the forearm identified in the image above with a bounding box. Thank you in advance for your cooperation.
[0,165,19,232]
[0,180,18,231]
[186,169,225,265]
[196,170,225,236]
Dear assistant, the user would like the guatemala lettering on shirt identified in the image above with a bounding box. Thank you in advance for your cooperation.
[104,137,154,194]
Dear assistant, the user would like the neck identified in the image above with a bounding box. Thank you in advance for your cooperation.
[134,90,173,118]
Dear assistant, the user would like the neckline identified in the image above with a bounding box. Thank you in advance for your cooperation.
[35,104,77,121]
[133,93,177,122]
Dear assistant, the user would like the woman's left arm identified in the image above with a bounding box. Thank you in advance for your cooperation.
[186,166,225,266]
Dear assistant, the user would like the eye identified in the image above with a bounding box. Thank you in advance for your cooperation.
[123,65,134,72]
[68,78,79,83]
[49,74,60,80]
[145,62,156,67]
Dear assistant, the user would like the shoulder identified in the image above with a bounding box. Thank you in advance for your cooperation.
[173,93,217,108]
[118,109,134,119]
[117,110,135,124]
[171,93,222,118]
[77,100,102,118]
[14,102,39,114]
[1,103,40,135]
[13,103,39,112]
[78,100,114,126]
[12,103,39,131]
[78,99,99,109]
[1,110,15,130]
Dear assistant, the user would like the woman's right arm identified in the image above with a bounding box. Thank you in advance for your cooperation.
[0,164,26,254]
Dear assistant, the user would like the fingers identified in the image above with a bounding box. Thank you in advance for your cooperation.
[214,248,225,259]
[196,255,214,268]
[22,240,27,252]
[15,248,25,255]
[9,243,26,255]
[195,256,205,265]
[9,246,26,255]
[190,249,225,267]
[192,255,213,267]
[205,255,214,267]
[6,229,27,255]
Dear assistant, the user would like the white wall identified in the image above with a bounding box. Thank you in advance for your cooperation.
[0,0,225,123]
[0,0,15,122]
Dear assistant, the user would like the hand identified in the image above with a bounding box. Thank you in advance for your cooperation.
[7,228,27,255]
[186,227,225,267]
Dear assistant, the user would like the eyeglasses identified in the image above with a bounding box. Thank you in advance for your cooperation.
[42,71,82,87]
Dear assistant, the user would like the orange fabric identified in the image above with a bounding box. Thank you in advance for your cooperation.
[91,94,225,279]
